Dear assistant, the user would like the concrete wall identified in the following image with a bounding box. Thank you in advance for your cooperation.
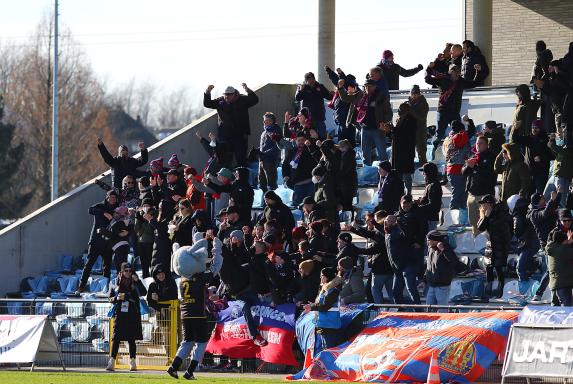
[466,0,573,86]
[0,83,520,297]
[0,83,296,297]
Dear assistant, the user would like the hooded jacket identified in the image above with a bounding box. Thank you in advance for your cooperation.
[477,202,513,267]
[146,264,178,311]
[547,238,573,291]
[549,140,573,179]
[494,143,530,201]
[378,60,422,91]
[511,197,538,250]
[258,191,295,237]
[425,243,457,287]
[510,84,535,140]
[339,268,366,305]
[391,112,418,174]
[417,164,443,221]
[511,130,553,176]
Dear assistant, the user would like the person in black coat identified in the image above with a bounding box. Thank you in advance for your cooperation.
[149,200,173,268]
[312,165,339,225]
[265,251,297,305]
[146,264,178,311]
[397,195,428,277]
[378,50,423,90]
[190,209,215,240]
[324,66,357,144]
[283,133,320,207]
[294,72,332,139]
[107,262,147,371]
[99,216,132,274]
[477,195,513,298]
[97,138,148,189]
[290,259,321,307]
[203,83,259,166]
[390,102,418,194]
[461,40,489,87]
[78,191,119,293]
[337,140,358,213]
[152,170,187,204]
[374,161,405,215]
[248,241,271,297]
[416,162,442,230]
[511,119,554,194]
[258,190,295,243]
[205,167,254,225]
[172,199,194,247]
[509,196,540,290]
[463,136,497,236]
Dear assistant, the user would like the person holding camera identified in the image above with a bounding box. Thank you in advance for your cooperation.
[106,262,147,372]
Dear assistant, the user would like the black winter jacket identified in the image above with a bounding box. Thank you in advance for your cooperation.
[203,90,259,140]
[425,244,457,287]
[294,82,332,122]
[98,143,148,189]
[88,200,117,248]
[378,61,423,90]
[527,193,560,247]
[477,203,513,267]
[462,149,497,196]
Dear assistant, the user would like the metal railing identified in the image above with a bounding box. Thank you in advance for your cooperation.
[0,298,525,381]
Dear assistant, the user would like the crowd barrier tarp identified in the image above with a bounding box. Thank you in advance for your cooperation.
[501,306,573,382]
[206,300,297,366]
[501,325,573,381]
[296,303,371,358]
[0,315,64,370]
[518,305,573,325]
[289,311,518,382]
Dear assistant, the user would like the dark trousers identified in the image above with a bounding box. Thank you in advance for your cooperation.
[228,136,248,167]
[392,265,421,304]
[111,339,136,359]
[79,244,112,290]
[434,110,460,147]
[258,159,279,191]
[138,242,153,278]
[553,287,573,306]
[338,123,356,147]
[234,290,260,339]
[113,244,130,273]
[486,265,505,296]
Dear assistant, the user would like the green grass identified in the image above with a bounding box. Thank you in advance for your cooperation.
[0,371,290,384]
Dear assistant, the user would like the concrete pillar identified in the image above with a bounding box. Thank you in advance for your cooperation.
[472,0,492,85]
[317,0,335,85]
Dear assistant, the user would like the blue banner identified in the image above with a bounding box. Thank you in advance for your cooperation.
[518,305,573,325]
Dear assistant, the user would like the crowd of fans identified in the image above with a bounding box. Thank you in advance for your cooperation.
[77,39,573,374]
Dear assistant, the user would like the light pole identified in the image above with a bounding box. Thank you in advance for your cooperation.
[51,0,59,201]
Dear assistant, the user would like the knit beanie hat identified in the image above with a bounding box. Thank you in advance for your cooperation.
[168,154,180,168]
[383,50,394,59]
[150,158,164,174]
[229,230,244,243]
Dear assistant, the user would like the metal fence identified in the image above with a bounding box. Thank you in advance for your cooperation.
[0,298,528,381]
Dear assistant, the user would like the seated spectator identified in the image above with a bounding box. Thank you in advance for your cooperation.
[290,259,321,307]
[265,251,296,306]
[337,256,366,305]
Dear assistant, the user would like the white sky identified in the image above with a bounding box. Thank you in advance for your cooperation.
[1,0,463,96]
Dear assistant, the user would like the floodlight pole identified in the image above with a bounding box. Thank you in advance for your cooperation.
[51,0,59,201]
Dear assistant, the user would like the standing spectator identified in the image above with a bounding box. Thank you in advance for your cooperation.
[146,264,178,312]
[478,195,512,298]
[258,112,282,192]
[508,194,540,292]
[172,199,194,247]
[408,85,430,165]
[511,119,553,194]
[295,72,332,139]
[531,41,556,133]
[337,139,358,215]
[283,132,319,206]
[461,40,489,87]
[153,169,187,203]
[77,190,118,293]
[97,138,148,189]
[495,143,530,202]
[377,50,423,90]
[544,132,573,207]
[481,120,506,158]
[433,43,454,75]
[148,200,172,268]
[134,199,155,278]
[203,83,259,166]
[106,262,147,372]
[450,44,463,68]
[183,167,206,211]
[220,230,268,346]
[390,102,418,194]
[205,167,254,224]
[424,64,480,158]
[359,79,392,165]
[546,230,573,306]
[312,165,338,225]
[397,195,427,279]
[138,176,153,203]
[425,230,458,310]
[384,215,421,304]
[325,66,357,144]
[374,161,405,214]
[463,136,497,236]
[337,77,364,147]
[367,66,390,99]
[258,190,296,243]
[416,162,443,231]
[303,267,343,353]
[509,84,535,141]
[337,257,366,305]
[445,121,471,224]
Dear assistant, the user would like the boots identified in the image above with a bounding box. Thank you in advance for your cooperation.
[183,360,199,380]
[129,358,137,371]
[106,357,115,371]
[167,356,182,379]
